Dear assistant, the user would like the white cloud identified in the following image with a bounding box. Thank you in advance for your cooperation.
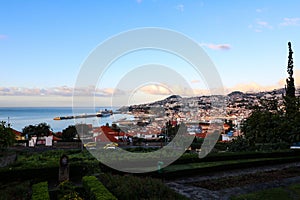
[249,19,272,32]
[94,88,126,97]
[2,69,300,106]
[280,17,300,26]
[226,69,300,93]
[0,86,78,96]
[176,4,184,12]
[140,84,172,95]
[191,80,201,84]
[256,20,272,29]
[200,43,231,51]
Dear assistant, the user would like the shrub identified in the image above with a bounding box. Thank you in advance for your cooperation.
[82,176,117,200]
[0,181,30,200]
[99,173,189,200]
[57,180,83,200]
[31,181,50,200]
[254,142,290,151]
[227,136,252,152]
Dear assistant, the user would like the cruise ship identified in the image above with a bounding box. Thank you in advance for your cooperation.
[96,109,113,117]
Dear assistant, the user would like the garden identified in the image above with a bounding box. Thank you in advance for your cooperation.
[1,147,300,199]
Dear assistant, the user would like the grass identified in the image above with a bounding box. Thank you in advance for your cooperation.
[0,181,31,200]
[0,149,98,172]
[288,183,300,196]
[231,183,300,200]
[231,188,291,200]
[191,167,300,190]
[163,156,300,172]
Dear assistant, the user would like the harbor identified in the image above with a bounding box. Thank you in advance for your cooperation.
[53,109,113,120]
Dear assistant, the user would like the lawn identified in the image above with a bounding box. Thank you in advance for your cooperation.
[231,188,291,200]
[231,183,300,200]
[191,167,300,190]
[163,156,300,173]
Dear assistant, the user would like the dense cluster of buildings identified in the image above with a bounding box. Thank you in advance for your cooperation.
[115,88,294,142]
[12,88,299,147]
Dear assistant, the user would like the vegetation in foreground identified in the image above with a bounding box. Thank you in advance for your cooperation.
[191,167,300,191]
[231,183,300,200]
[237,42,300,152]
[99,173,188,200]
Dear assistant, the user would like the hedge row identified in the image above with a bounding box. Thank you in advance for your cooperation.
[99,173,189,200]
[82,176,117,200]
[31,181,50,200]
[174,150,300,165]
[0,162,100,183]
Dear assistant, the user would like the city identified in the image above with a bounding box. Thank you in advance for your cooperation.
[1,1,300,199]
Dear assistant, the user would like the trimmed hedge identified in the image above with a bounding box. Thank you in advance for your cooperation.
[82,176,117,200]
[99,173,189,200]
[31,181,50,200]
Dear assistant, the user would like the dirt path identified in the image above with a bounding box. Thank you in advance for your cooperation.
[166,162,300,199]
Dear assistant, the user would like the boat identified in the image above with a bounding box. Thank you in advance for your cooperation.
[96,109,113,117]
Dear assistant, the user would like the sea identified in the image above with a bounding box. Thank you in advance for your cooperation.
[0,107,130,132]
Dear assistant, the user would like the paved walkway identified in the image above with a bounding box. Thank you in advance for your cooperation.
[166,162,300,200]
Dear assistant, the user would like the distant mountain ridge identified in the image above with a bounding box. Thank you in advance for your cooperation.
[118,87,299,110]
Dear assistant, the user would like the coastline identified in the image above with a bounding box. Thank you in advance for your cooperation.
[0,107,119,132]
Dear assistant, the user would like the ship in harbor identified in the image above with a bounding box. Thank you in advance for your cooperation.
[96,109,113,117]
[54,109,113,120]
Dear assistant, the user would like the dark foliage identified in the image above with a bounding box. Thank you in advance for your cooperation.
[0,121,16,149]
[239,42,300,151]
[22,123,51,139]
[62,125,77,141]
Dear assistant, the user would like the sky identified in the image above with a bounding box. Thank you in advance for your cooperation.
[0,0,300,107]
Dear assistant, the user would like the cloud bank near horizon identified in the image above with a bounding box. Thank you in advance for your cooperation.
[0,69,299,106]
[200,43,231,51]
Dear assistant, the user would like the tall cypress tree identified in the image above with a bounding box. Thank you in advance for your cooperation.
[284,42,296,117]
[286,42,296,98]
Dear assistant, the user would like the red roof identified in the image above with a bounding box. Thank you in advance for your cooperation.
[12,129,22,136]
[195,133,207,138]
[94,126,120,143]
[51,134,62,141]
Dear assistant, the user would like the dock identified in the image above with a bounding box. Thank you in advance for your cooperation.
[53,111,113,120]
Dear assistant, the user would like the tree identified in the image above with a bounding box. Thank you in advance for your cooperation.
[284,42,296,116]
[62,125,77,141]
[163,120,180,139]
[22,123,51,139]
[0,121,16,149]
[35,123,51,137]
[282,42,300,142]
[22,125,35,139]
[241,42,299,149]
[240,95,287,150]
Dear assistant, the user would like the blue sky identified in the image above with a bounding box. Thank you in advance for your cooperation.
[0,0,300,106]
